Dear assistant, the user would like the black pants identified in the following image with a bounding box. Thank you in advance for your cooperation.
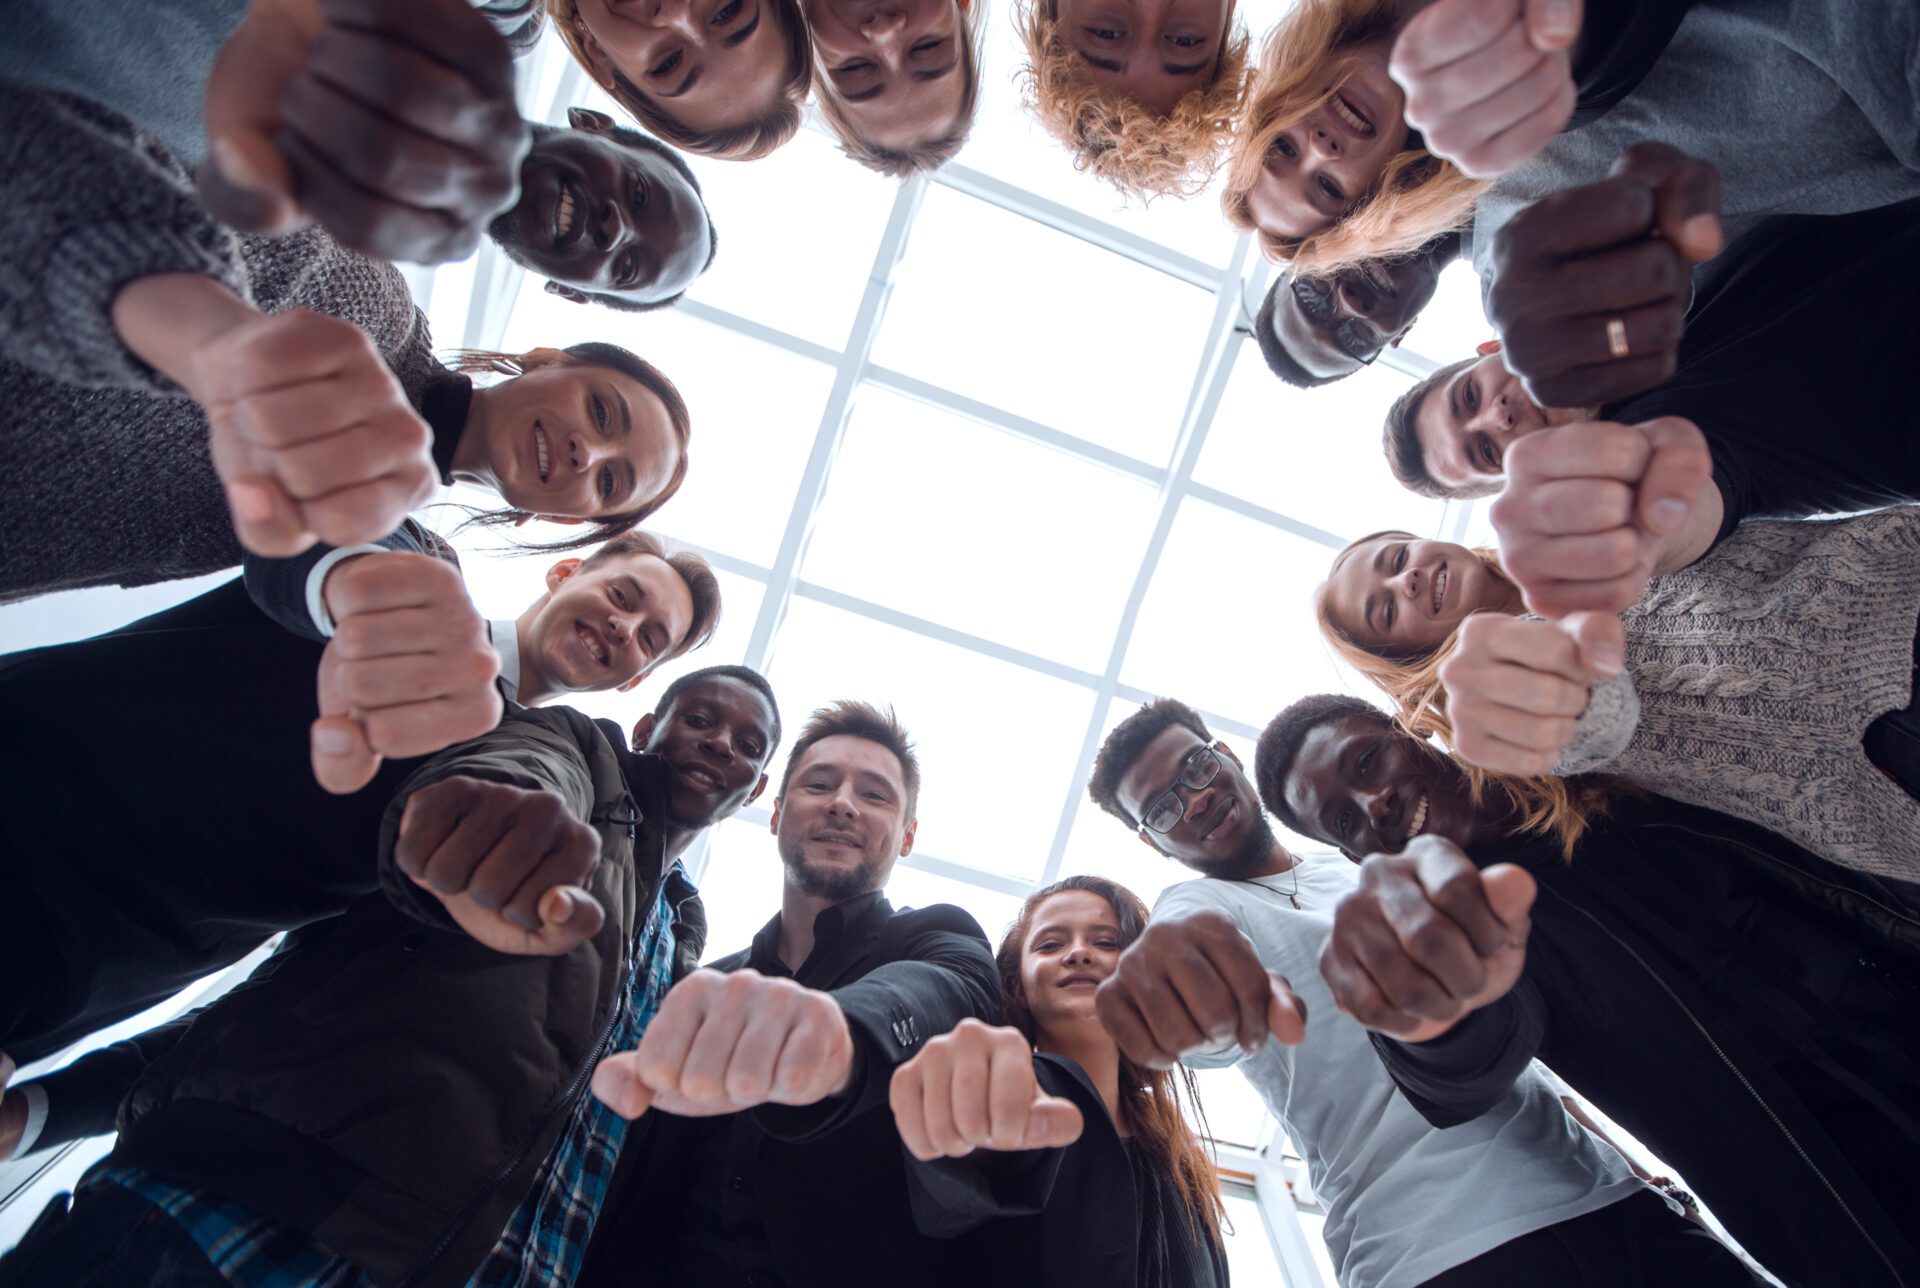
[1419,1189,1756,1287]
[0,1186,225,1288]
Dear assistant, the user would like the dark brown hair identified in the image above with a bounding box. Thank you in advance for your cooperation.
[1382,355,1485,500]
[998,875,1225,1246]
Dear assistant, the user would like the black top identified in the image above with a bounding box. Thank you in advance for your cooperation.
[1598,198,1920,547]
[421,369,474,486]
[903,1052,1227,1288]
[1370,794,1920,1288]
[578,895,1003,1288]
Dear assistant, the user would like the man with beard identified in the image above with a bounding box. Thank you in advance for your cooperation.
[1254,234,1459,389]
[1086,699,1687,1288]
[0,666,784,1286]
[580,701,1002,1288]
[1257,693,1920,1287]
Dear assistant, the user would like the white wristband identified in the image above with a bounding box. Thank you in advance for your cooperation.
[305,545,394,638]
[12,1083,48,1157]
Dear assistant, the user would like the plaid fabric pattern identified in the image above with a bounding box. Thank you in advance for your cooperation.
[84,1167,375,1288]
[467,867,682,1287]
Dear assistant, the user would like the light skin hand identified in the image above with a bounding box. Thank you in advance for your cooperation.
[111,282,440,559]
[1318,838,1535,1041]
[888,1018,1085,1161]
[1439,611,1623,776]
[394,775,604,954]
[1391,0,1581,178]
[312,553,503,794]
[1094,913,1307,1070]
[1491,416,1716,617]
[591,969,858,1120]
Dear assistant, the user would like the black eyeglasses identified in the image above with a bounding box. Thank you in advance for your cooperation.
[1139,745,1222,835]
[1290,277,1386,366]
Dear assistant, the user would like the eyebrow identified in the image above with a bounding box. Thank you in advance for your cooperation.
[1078,49,1125,72]
[1363,544,1388,633]
[1446,373,1465,426]
[1031,920,1119,941]
[1318,744,1357,835]
[723,7,761,47]
[1162,59,1208,74]
[663,66,703,98]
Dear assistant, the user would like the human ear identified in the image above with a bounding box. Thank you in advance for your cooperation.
[616,671,647,693]
[899,819,918,858]
[570,20,620,92]
[747,773,769,805]
[516,345,575,372]
[545,557,585,592]
[768,798,783,834]
[567,106,617,133]
[544,280,592,305]
[630,711,657,750]
[536,516,587,527]
[1475,338,1503,356]
[1216,740,1245,771]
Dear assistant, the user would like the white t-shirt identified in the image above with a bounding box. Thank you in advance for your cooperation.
[1155,855,1643,1288]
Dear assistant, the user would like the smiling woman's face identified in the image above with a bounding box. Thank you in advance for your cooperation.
[808,0,968,150]
[1053,0,1232,115]
[573,0,795,133]
[1245,41,1408,240]
[1324,535,1508,656]
[1019,889,1124,1033]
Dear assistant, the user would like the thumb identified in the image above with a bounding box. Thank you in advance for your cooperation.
[1264,972,1309,1046]
[224,473,315,558]
[199,134,300,235]
[1634,416,1713,539]
[1479,864,1538,932]
[1020,1095,1085,1150]
[0,1051,13,1089]
[1524,0,1581,50]
[311,716,381,794]
[1560,611,1626,679]
[537,885,605,952]
[591,1053,656,1120]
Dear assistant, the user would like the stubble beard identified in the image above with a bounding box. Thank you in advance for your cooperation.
[783,843,887,902]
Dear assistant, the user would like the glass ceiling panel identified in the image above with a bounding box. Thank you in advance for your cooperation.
[873,184,1216,464]
[695,815,789,959]
[1222,1192,1294,1287]
[1397,259,1493,365]
[1121,499,1359,724]
[803,386,1158,671]
[1197,347,1447,541]
[766,596,1098,882]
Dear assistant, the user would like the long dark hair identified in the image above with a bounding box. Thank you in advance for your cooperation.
[997,875,1225,1245]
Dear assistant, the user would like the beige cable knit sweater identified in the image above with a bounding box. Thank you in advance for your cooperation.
[1558,508,1920,882]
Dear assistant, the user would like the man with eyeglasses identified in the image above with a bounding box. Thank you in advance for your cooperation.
[1083,699,1684,1288]
[1252,234,1460,390]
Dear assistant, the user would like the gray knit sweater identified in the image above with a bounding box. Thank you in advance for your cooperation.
[1556,508,1920,883]
[0,89,437,603]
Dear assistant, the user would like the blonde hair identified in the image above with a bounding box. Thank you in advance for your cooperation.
[546,0,812,161]
[1221,0,1486,273]
[815,0,990,177]
[1314,529,1612,856]
[1015,0,1250,202]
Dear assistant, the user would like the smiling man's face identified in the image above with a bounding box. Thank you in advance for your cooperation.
[635,676,776,830]
[771,734,917,900]
[1113,723,1275,878]
[522,552,695,696]
[1282,712,1498,860]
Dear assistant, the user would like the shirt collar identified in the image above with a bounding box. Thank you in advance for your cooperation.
[489,619,521,704]
[747,890,893,979]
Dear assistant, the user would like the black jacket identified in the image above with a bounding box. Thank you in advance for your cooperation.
[1371,794,1920,1288]
[0,578,419,1061]
[579,894,1002,1288]
[74,708,689,1288]
[905,1053,1227,1288]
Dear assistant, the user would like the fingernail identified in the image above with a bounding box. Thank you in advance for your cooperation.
[1589,643,1625,677]
[313,725,353,755]
[1649,497,1690,534]
[227,481,272,523]
[1682,214,1722,258]
[212,137,268,194]
[1208,1025,1235,1044]
[1246,1035,1267,1053]
[1539,0,1578,40]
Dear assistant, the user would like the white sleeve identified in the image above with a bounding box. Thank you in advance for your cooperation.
[12,1083,49,1157]
[305,544,395,638]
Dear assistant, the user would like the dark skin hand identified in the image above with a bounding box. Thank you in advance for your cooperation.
[1095,912,1308,1070]
[1320,837,1534,1041]
[395,775,605,954]
[202,0,529,265]
[1488,143,1723,409]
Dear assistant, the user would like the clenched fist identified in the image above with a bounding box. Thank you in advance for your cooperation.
[1492,415,1716,617]
[201,0,529,264]
[1391,0,1581,179]
[312,553,502,793]
[1320,838,1535,1040]
[1440,612,1623,776]
[394,775,604,955]
[1095,912,1307,1070]
[889,1018,1085,1161]
[592,969,857,1120]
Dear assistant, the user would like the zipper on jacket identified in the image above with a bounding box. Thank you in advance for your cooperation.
[1549,886,1909,1286]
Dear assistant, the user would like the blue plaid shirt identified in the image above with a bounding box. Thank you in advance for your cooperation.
[88,867,685,1288]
